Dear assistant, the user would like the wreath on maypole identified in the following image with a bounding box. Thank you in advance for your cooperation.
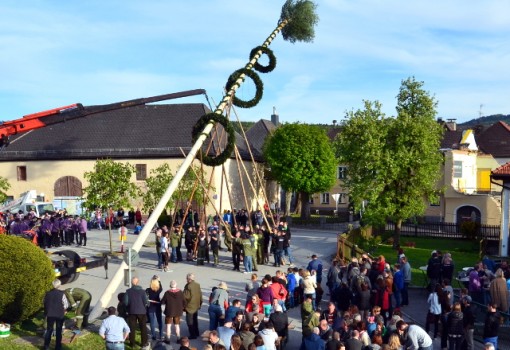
[192,0,319,167]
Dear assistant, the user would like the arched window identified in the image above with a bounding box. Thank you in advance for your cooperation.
[456,205,481,225]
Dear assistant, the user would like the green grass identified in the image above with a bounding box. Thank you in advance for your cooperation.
[0,311,145,349]
[372,236,480,288]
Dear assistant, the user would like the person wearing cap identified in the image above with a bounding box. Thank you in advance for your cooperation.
[99,306,130,350]
[64,287,92,330]
[161,280,186,343]
[208,282,229,331]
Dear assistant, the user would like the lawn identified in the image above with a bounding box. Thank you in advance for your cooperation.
[0,310,148,350]
[372,236,481,289]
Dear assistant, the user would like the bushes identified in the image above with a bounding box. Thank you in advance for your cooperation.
[0,235,54,323]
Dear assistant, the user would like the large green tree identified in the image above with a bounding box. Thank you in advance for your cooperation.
[0,176,10,203]
[83,159,139,253]
[263,123,337,219]
[142,163,208,218]
[334,77,443,246]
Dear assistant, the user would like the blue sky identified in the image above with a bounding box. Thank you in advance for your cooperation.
[1,0,509,125]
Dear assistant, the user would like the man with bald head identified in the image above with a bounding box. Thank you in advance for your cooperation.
[124,277,149,349]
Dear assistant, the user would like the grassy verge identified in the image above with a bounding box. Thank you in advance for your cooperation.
[0,311,146,349]
[372,236,480,288]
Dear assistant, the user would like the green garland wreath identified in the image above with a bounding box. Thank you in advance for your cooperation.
[191,112,236,166]
[225,68,263,108]
[250,46,277,73]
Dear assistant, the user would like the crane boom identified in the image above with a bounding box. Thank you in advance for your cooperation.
[0,89,207,147]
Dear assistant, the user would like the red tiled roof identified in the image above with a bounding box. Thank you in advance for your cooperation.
[492,162,510,179]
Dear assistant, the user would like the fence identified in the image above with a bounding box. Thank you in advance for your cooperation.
[382,221,500,240]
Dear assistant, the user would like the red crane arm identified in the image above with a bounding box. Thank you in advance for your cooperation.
[0,89,207,147]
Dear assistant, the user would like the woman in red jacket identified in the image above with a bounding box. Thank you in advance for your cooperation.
[269,276,288,311]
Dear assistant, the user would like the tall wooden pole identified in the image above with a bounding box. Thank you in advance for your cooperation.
[89,20,289,321]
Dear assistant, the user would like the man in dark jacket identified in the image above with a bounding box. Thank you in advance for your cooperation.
[124,277,149,349]
[483,303,499,350]
[462,296,475,350]
[44,279,69,350]
[269,304,288,339]
[183,273,202,339]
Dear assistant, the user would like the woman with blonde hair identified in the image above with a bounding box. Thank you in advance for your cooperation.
[387,333,403,350]
[146,275,163,340]
[302,269,317,310]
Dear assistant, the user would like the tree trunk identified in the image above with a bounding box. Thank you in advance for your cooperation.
[285,191,292,216]
[300,192,311,219]
[294,192,302,215]
[108,221,113,254]
[393,218,402,248]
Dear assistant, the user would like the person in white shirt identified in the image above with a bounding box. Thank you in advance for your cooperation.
[258,321,279,350]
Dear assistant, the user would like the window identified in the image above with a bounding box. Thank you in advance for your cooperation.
[339,193,348,204]
[337,166,347,179]
[453,161,462,178]
[321,193,330,204]
[17,166,27,181]
[309,196,314,204]
[135,164,147,181]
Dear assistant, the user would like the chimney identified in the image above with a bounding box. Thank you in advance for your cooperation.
[271,106,279,126]
[446,118,457,131]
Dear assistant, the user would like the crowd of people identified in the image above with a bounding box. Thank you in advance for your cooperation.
[6,205,508,350]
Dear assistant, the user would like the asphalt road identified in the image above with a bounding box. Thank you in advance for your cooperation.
[54,226,340,349]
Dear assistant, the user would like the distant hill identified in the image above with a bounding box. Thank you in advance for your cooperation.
[459,114,510,128]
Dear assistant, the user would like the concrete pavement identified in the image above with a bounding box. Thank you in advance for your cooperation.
[53,227,339,349]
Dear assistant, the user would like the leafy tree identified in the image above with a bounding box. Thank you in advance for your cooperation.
[334,77,443,246]
[142,163,209,221]
[263,123,337,219]
[0,176,10,203]
[142,163,175,213]
[83,159,139,253]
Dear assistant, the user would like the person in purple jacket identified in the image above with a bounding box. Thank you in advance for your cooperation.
[78,216,88,246]
[39,215,53,248]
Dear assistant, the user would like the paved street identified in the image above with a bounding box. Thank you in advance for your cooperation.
[51,227,488,349]
[56,227,340,349]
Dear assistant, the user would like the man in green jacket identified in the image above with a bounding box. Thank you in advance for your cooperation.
[64,287,92,329]
[183,272,203,339]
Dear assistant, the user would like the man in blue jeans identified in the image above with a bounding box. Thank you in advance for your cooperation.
[43,279,69,350]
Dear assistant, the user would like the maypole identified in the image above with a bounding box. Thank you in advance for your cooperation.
[89,0,318,321]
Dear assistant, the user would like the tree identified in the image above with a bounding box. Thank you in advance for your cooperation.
[0,176,10,203]
[263,123,337,219]
[142,163,208,225]
[334,77,443,246]
[83,159,139,253]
